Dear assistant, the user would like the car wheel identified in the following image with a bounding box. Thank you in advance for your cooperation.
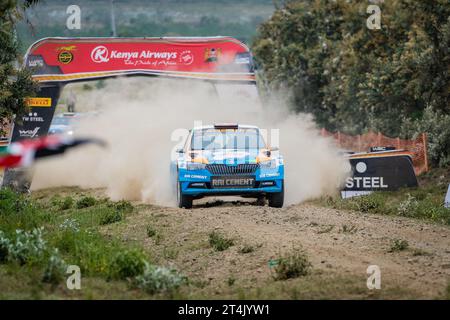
[268,183,284,208]
[177,180,193,209]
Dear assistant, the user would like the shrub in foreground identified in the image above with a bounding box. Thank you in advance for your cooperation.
[208,231,234,251]
[42,249,67,284]
[76,196,97,209]
[273,249,311,280]
[109,249,147,280]
[134,263,187,294]
[99,208,123,225]
[0,228,47,265]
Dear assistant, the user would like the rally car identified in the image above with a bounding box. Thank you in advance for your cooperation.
[172,124,284,209]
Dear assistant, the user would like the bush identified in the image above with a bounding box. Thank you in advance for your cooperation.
[351,195,383,213]
[109,200,134,213]
[401,106,450,167]
[59,218,80,232]
[1,228,47,265]
[51,229,121,276]
[273,249,311,280]
[99,209,123,225]
[76,196,97,209]
[134,263,187,294]
[389,239,409,252]
[397,194,419,217]
[146,225,157,238]
[415,200,450,224]
[0,188,27,213]
[0,231,11,263]
[0,189,50,232]
[239,244,255,254]
[208,231,234,251]
[42,249,67,284]
[109,249,147,280]
[58,197,74,210]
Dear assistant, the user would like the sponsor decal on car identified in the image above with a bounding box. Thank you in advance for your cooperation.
[260,172,280,178]
[183,174,208,180]
[25,97,52,107]
[211,175,255,188]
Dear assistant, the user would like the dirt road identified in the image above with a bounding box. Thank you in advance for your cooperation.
[104,198,450,299]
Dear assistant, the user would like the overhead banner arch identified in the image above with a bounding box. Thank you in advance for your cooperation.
[25,36,256,83]
[2,37,258,190]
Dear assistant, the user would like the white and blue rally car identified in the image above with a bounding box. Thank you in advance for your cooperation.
[171,124,284,209]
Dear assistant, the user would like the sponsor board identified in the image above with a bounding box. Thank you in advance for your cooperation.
[28,56,44,67]
[22,112,44,123]
[345,176,388,189]
[58,51,73,64]
[26,38,254,79]
[19,127,40,138]
[341,190,373,199]
[25,97,52,107]
[90,45,191,67]
[344,156,418,192]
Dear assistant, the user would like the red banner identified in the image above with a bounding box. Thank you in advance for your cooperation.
[25,37,255,83]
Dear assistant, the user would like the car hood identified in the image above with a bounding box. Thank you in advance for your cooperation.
[193,149,263,165]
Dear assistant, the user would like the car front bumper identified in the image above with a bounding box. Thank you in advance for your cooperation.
[178,166,284,197]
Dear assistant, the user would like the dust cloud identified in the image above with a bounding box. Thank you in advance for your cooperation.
[31,78,348,206]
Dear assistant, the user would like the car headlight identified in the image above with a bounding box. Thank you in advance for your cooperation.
[259,159,278,169]
[186,162,207,170]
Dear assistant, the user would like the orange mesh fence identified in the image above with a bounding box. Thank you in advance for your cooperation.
[321,129,429,175]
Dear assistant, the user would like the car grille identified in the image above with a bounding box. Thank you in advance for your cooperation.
[206,164,259,175]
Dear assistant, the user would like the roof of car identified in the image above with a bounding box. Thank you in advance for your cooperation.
[192,124,259,131]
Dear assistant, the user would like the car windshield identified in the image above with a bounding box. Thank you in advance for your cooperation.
[191,128,266,151]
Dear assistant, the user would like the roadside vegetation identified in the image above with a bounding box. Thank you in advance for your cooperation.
[253,0,450,167]
[272,249,311,281]
[313,168,450,226]
[1,186,448,299]
[208,231,234,252]
[0,188,186,299]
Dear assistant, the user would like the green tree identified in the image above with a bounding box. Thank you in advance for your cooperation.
[253,0,450,165]
[0,0,39,137]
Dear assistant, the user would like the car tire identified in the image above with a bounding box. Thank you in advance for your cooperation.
[177,181,193,209]
[268,183,284,208]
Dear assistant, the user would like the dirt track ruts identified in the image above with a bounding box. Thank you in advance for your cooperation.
[118,199,450,298]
